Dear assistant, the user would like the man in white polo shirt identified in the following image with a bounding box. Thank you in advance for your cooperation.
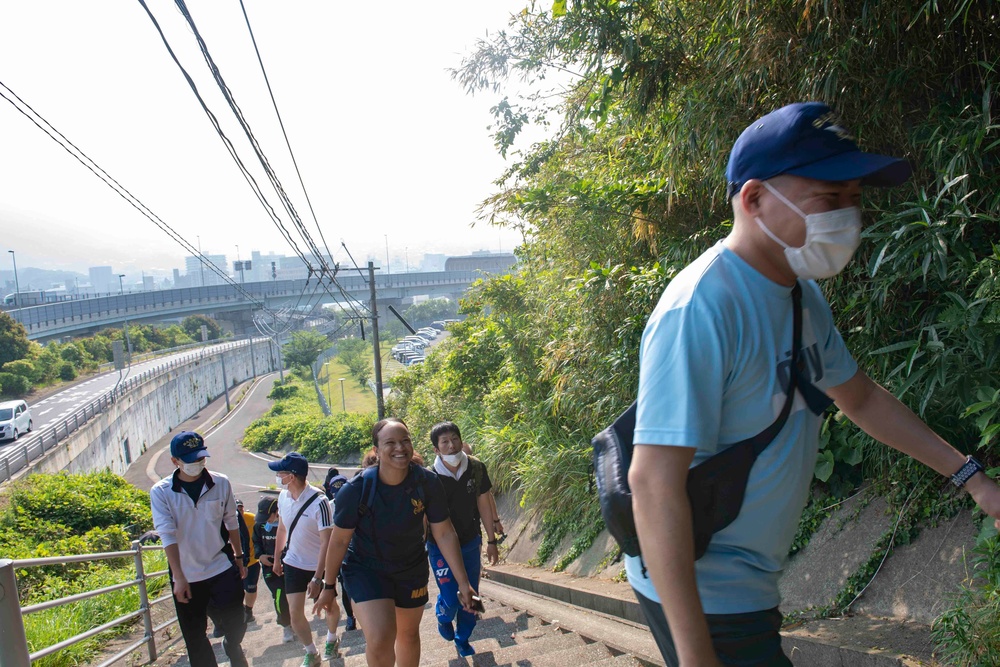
[270,452,342,667]
[150,431,248,667]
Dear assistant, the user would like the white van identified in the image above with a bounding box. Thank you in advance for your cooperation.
[0,400,33,441]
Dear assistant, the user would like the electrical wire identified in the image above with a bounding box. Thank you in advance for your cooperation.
[0,78,272,314]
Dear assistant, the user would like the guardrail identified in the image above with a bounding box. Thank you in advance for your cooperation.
[0,339,260,484]
[0,540,174,666]
[96,338,230,373]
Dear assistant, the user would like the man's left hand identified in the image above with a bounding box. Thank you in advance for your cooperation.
[486,543,500,566]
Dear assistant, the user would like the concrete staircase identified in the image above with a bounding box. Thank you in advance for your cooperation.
[148,579,658,666]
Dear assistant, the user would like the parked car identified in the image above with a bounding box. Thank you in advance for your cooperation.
[0,400,33,441]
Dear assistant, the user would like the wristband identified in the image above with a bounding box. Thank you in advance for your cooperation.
[233,553,243,559]
[951,455,985,488]
[487,540,497,545]
[323,580,337,590]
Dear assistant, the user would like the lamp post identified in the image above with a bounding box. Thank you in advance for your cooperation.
[118,274,132,361]
[338,377,346,412]
[384,234,390,275]
[324,362,332,409]
[197,235,205,286]
[8,250,20,308]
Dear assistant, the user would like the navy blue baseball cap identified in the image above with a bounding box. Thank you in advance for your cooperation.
[170,431,209,464]
[726,102,912,198]
[268,452,308,477]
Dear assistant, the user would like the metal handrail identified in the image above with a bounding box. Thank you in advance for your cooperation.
[0,540,172,666]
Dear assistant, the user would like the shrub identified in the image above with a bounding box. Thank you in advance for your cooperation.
[2,358,37,380]
[300,412,375,462]
[0,371,31,397]
[58,362,77,382]
[268,383,299,400]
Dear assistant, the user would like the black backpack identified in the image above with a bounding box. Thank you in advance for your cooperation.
[592,282,832,560]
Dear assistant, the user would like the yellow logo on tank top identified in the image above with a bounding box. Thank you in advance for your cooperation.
[411,497,424,515]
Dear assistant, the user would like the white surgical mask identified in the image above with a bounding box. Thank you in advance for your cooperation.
[275,475,287,488]
[181,459,206,476]
[755,181,862,280]
[440,452,466,467]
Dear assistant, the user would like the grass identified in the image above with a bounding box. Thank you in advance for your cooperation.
[318,359,376,413]
[23,550,168,667]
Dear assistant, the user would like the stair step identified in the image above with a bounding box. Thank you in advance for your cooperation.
[588,655,646,666]
[519,641,615,667]
[471,628,588,665]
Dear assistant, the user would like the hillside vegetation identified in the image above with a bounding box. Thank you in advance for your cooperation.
[387,2,1000,661]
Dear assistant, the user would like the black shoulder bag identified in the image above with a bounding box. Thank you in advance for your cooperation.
[280,491,320,561]
[593,282,833,559]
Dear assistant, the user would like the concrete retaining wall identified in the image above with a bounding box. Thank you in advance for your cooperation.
[31,341,276,477]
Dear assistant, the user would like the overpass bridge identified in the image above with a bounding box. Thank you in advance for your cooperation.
[6,269,492,341]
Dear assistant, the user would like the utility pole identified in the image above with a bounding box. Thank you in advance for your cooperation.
[197,235,205,287]
[220,350,231,412]
[368,261,385,419]
[248,307,257,378]
[118,274,132,362]
[384,234,390,275]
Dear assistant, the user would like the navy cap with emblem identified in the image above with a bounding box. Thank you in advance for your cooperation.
[267,451,308,477]
[726,102,912,198]
[170,431,209,464]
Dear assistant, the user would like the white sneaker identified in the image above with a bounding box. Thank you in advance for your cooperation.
[283,626,295,643]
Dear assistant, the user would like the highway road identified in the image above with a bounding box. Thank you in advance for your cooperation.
[2,340,251,447]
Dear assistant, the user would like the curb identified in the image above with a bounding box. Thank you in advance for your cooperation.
[484,566,932,667]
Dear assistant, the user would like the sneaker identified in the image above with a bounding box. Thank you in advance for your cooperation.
[323,638,340,660]
[212,625,224,638]
[437,620,455,641]
[345,616,357,632]
[244,606,255,624]
[282,626,295,643]
[302,652,321,667]
[455,639,475,657]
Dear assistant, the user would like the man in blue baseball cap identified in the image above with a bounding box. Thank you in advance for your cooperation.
[627,102,1000,666]
[268,452,341,665]
[150,431,248,667]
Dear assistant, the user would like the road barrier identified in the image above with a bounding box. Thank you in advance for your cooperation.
[0,339,256,484]
[0,540,174,666]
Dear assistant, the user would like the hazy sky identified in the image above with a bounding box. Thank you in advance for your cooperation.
[0,1,534,277]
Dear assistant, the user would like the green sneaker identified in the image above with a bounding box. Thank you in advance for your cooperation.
[323,638,340,660]
[302,652,321,667]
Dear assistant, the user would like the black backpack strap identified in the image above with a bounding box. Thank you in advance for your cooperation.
[285,491,320,550]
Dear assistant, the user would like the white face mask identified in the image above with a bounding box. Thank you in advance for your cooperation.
[755,181,862,280]
[180,459,206,476]
[440,452,466,467]
[275,475,287,488]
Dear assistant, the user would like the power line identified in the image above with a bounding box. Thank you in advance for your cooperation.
[235,0,339,271]
[0,78,271,313]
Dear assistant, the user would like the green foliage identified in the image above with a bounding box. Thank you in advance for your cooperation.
[0,371,31,397]
[182,314,221,341]
[283,330,331,369]
[0,471,163,667]
[244,374,370,461]
[2,358,37,380]
[300,412,376,462]
[337,337,372,386]
[0,309,31,367]
[58,362,77,381]
[932,521,1000,666]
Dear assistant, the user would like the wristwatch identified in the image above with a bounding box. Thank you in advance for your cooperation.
[323,580,337,590]
[951,455,984,488]
[311,576,323,585]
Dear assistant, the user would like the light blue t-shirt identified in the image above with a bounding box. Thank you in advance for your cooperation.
[625,242,857,614]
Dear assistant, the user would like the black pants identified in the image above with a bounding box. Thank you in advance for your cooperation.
[262,569,291,627]
[338,567,353,618]
[172,565,247,667]
[634,589,791,667]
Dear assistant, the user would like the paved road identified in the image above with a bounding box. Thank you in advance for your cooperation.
[127,371,356,500]
[2,341,250,447]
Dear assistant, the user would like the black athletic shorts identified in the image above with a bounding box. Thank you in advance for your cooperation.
[283,563,316,596]
[242,562,260,593]
[342,558,429,609]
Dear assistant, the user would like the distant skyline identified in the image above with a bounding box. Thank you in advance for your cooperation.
[0,1,535,275]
